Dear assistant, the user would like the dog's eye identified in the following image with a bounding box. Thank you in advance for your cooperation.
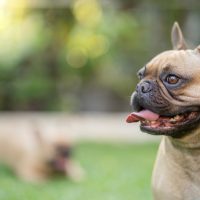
[166,75,179,84]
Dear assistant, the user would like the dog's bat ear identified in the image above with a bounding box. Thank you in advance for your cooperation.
[171,22,188,50]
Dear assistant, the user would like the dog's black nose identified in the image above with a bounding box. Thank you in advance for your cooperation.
[57,145,72,158]
[137,81,152,93]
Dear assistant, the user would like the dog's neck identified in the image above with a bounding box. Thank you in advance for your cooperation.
[168,126,200,149]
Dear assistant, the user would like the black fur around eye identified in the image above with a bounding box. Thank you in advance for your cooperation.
[166,74,180,84]
[161,72,187,90]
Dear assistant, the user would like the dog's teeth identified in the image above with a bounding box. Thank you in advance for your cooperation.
[147,120,152,125]
[169,118,177,123]
[164,122,173,127]
[151,124,158,128]
[174,115,180,120]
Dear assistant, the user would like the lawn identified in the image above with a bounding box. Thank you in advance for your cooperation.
[0,142,159,200]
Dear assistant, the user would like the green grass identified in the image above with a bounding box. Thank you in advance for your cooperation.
[0,142,159,200]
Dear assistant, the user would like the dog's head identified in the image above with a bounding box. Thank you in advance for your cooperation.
[46,142,72,173]
[34,129,84,182]
[127,22,200,137]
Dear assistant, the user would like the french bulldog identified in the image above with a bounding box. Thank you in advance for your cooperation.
[0,120,84,183]
[127,22,200,200]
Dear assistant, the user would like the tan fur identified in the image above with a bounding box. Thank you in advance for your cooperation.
[152,129,200,200]
[143,22,200,199]
[0,119,84,183]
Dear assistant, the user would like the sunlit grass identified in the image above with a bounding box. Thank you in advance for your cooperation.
[0,142,158,200]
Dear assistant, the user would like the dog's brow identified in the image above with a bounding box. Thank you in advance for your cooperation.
[163,64,176,72]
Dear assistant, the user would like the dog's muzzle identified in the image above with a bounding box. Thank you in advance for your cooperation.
[136,81,152,94]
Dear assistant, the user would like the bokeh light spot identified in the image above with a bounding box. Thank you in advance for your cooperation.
[87,34,109,58]
[66,47,88,68]
[67,28,110,61]
[73,0,102,27]
[0,0,6,7]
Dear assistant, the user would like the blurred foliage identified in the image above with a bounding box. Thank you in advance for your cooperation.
[0,0,200,111]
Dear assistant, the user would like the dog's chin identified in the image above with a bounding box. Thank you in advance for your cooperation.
[140,110,200,138]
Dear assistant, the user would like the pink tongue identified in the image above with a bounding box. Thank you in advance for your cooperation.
[126,109,159,123]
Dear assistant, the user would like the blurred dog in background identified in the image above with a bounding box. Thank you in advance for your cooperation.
[0,118,84,183]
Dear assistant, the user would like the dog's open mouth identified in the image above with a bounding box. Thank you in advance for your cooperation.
[126,109,200,136]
